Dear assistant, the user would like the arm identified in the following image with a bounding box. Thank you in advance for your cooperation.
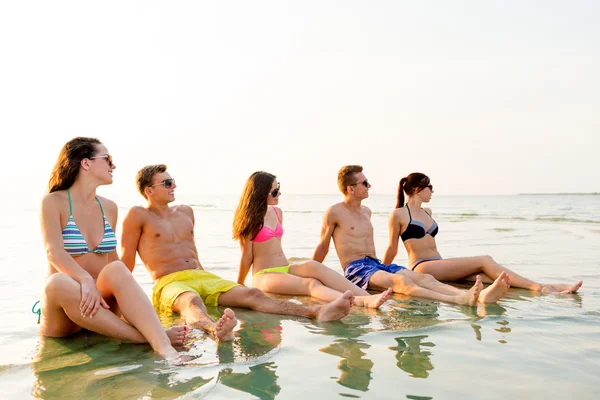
[237,238,253,285]
[120,207,144,272]
[383,211,402,264]
[102,197,120,263]
[313,207,336,263]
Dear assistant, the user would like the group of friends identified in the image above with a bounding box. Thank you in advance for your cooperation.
[39,137,583,363]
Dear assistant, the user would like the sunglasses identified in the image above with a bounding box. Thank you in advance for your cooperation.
[89,154,114,168]
[270,182,281,197]
[350,179,369,188]
[150,178,176,189]
[424,184,433,191]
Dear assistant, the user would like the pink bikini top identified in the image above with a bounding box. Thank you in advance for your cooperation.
[253,207,284,242]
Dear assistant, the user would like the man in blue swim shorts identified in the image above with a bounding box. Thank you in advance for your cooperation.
[313,165,501,306]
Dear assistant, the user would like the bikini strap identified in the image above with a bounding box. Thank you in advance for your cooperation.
[406,206,412,222]
[423,208,432,217]
[67,189,73,215]
[95,197,105,217]
[272,206,281,223]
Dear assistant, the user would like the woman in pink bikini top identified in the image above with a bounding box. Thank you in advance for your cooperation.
[232,171,392,309]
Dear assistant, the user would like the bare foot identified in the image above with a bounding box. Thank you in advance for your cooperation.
[164,353,195,365]
[479,272,510,303]
[541,281,583,294]
[165,326,188,346]
[214,308,237,341]
[455,276,482,306]
[354,288,392,309]
[316,290,354,322]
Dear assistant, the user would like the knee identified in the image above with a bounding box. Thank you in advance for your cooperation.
[44,273,79,299]
[422,274,437,284]
[305,277,322,291]
[392,275,413,293]
[173,292,204,313]
[481,255,495,265]
[99,261,132,282]
[245,287,267,304]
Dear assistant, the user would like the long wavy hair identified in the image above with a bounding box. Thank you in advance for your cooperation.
[48,137,103,193]
[396,172,431,208]
[233,171,277,241]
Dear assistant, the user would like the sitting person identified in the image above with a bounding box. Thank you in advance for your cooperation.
[120,165,354,342]
[313,165,511,305]
[383,172,583,294]
[233,171,392,308]
[40,137,186,362]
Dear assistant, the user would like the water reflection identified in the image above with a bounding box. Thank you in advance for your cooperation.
[31,308,285,400]
[388,335,435,379]
[215,313,283,400]
[218,362,280,400]
[31,333,214,399]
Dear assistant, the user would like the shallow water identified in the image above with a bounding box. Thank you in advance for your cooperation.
[1,194,599,399]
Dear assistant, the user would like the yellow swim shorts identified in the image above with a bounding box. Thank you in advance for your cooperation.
[253,265,290,277]
[152,269,240,315]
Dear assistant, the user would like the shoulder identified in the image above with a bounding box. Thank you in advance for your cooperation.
[390,207,407,223]
[272,206,283,216]
[174,204,194,218]
[327,202,344,214]
[96,196,118,213]
[125,205,148,218]
[361,205,372,216]
[424,207,433,216]
[41,192,66,212]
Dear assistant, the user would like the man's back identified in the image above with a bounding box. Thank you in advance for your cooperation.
[329,202,377,268]
[122,204,203,281]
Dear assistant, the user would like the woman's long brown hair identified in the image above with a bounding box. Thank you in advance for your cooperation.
[48,137,102,193]
[396,172,430,208]
[233,171,277,241]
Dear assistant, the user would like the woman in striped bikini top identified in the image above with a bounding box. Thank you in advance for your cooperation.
[39,137,185,361]
[62,189,117,256]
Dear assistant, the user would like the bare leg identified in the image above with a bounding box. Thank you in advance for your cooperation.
[413,256,582,292]
[254,271,390,309]
[407,269,509,304]
[218,286,354,322]
[289,261,370,296]
[369,271,481,306]
[172,291,237,341]
[95,262,182,359]
[41,271,180,359]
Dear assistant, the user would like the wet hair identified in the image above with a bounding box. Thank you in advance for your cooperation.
[48,137,103,193]
[337,165,363,195]
[233,171,276,241]
[396,172,431,208]
[136,164,168,199]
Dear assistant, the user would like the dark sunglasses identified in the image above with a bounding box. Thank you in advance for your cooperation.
[89,154,114,168]
[150,178,175,189]
[270,182,281,197]
[350,179,369,188]
[424,184,433,191]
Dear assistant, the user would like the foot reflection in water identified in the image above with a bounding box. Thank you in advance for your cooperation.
[320,338,374,392]
[388,335,435,379]
[218,362,280,400]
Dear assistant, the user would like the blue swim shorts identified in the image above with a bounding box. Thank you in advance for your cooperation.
[343,256,406,290]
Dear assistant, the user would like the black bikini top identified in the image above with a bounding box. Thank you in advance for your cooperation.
[400,207,439,242]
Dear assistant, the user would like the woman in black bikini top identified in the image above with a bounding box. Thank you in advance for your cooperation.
[382,172,582,297]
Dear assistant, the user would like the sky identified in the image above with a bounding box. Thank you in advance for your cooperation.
[1,1,599,202]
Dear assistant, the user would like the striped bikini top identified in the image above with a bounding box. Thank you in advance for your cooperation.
[62,189,117,256]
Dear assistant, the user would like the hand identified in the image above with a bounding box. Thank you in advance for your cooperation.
[80,278,110,318]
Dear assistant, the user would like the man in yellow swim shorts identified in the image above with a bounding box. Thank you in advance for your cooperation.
[120,164,354,342]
